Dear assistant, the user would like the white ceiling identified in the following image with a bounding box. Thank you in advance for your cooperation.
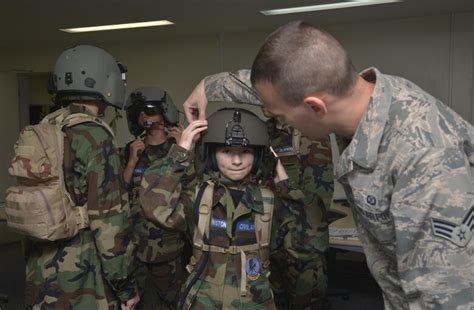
[1,0,473,47]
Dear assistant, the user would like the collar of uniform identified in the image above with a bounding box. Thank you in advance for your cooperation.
[213,182,264,215]
[336,67,392,178]
[68,103,96,116]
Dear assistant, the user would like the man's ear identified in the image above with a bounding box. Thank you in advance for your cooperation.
[303,95,327,117]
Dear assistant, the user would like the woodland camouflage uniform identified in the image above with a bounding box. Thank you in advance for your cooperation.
[121,139,187,310]
[24,104,137,309]
[140,143,300,309]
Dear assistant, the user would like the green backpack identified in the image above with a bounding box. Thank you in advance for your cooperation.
[5,107,114,241]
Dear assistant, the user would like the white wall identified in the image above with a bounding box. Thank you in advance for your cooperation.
[0,13,472,146]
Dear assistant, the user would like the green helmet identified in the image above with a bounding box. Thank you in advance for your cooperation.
[202,108,268,147]
[53,45,127,109]
[199,108,269,174]
[124,86,179,136]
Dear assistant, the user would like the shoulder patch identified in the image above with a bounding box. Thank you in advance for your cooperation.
[431,207,473,247]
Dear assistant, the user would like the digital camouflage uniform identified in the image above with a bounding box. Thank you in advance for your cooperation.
[121,139,187,310]
[139,144,296,309]
[337,68,473,309]
[24,104,137,309]
[204,69,335,309]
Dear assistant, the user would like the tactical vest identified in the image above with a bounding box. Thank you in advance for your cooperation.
[5,107,115,241]
[187,181,274,297]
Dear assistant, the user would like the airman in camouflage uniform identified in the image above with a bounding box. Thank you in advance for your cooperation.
[192,69,335,308]
[139,108,299,309]
[184,21,473,309]
[121,87,186,310]
[24,45,138,309]
[248,21,473,309]
[336,67,474,309]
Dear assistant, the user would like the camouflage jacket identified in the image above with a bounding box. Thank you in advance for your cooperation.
[121,139,185,263]
[337,68,473,309]
[204,69,261,106]
[140,144,293,308]
[267,119,334,254]
[24,104,136,309]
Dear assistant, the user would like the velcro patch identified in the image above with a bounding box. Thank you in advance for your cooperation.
[211,217,227,229]
[236,221,255,232]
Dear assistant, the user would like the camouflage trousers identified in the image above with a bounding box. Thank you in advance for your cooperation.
[133,256,187,310]
[270,250,328,310]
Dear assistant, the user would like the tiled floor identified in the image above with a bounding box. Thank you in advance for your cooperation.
[0,242,383,310]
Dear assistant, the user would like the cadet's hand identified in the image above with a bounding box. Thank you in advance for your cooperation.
[183,79,208,123]
[128,139,145,164]
[178,120,208,151]
[121,294,140,310]
[270,147,288,183]
[167,125,183,142]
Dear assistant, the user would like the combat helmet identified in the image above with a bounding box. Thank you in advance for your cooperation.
[199,107,269,174]
[52,45,127,109]
[124,86,179,137]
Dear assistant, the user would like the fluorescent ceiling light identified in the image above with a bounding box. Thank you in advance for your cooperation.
[60,20,174,33]
[260,0,401,16]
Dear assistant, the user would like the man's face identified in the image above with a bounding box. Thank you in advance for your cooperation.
[215,146,255,181]
[255,81,329,140]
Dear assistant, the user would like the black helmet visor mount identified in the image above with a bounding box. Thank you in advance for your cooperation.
[225,111,249,147]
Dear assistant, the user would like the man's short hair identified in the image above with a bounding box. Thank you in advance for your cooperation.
[251,21,358,105]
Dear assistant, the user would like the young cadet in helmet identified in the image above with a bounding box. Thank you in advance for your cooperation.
[140,108,296,309]
[121,86,185,310]
[183,69,336,309]
[23,45,139,310]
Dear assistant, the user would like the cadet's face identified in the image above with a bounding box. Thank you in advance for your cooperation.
[215,146,255,181]
[138,111,164,128]
[255,81,328,140]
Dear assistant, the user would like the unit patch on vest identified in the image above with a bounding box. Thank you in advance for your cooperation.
[236,221,255,232]
[246,256,261,281]
[431,206,473,247]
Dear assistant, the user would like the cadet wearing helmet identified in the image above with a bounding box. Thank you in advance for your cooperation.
[24,45,139,309]
[139,108,298,308]
[121,86,185,310]
[183,69,336,309]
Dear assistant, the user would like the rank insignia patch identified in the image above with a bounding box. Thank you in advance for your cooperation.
[431,207,473,247]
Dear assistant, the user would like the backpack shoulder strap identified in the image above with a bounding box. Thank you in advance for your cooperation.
[61,113,115,139]
[193,181,214,248]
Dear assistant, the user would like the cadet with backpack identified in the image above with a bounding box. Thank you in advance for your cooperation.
[5,45,139,309]
[140,108,302,309]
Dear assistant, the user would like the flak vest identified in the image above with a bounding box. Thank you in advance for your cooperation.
[187,180,274,297]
